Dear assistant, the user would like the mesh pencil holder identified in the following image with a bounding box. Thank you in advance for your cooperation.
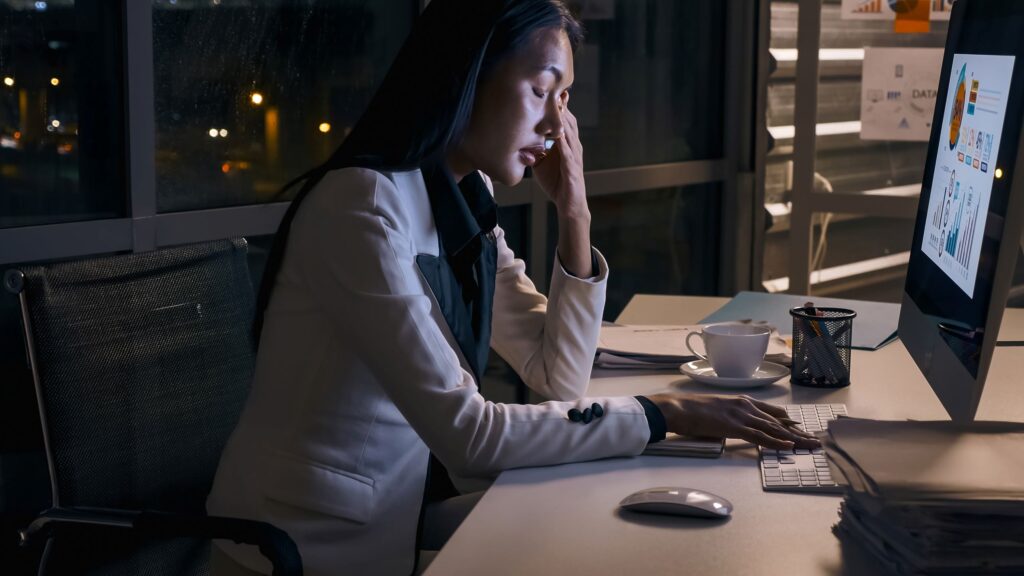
[789,307,857,388]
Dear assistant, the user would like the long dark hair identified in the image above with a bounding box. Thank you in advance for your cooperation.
[254,0,583,339]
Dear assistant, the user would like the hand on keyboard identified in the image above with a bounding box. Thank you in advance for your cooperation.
[760,404,847,492]
[645,393,821,450]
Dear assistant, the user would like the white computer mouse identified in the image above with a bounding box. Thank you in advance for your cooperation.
[619,486,733,518]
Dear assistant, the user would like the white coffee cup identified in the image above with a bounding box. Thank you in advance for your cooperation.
[685,323,771,378]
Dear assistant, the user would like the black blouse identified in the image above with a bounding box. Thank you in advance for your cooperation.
[416,156,498,385]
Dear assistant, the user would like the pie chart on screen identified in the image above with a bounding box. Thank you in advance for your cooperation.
[949,64,967,150]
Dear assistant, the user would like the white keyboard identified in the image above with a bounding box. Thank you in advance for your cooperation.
[759,403,847,493]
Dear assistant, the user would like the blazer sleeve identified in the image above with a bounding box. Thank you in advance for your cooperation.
[489,225,609,401]
[288,168,650,477]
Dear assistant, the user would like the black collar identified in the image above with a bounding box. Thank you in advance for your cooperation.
[420,157,497,261]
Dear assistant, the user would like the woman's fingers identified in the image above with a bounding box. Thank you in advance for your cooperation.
[559,108,579,155]
[651,393,820,450]
[743,412,819,448]
[744,396,788,419]
[738,427,795,451]
[746,406,817,440]
[733,400,820,448]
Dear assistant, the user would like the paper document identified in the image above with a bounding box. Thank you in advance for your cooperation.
[699,292,900,350]
[598,325,702,360]
[860,47,944,142]
[596,324,790,370]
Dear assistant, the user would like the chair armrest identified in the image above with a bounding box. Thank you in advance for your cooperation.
[20,507,302,576]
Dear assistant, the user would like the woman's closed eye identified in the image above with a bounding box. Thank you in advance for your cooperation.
[532,87,546,99]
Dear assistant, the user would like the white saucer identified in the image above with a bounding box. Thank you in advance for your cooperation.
[679,360,789,389]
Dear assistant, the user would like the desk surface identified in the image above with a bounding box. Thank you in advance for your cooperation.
[426,295,1024,576]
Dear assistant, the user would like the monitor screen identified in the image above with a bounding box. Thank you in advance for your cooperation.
[922,54,1014,299]
[901,0,1024,420]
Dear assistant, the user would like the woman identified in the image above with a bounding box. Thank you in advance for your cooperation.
[207,1,817,574]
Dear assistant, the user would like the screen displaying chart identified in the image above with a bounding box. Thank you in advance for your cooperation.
[923,53,1015,297]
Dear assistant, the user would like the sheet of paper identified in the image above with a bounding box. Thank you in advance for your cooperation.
[598,324,789,359]
[598,325,701,358]
[699,292,900,350]
[841,0,953,21]
[860,47,944,142]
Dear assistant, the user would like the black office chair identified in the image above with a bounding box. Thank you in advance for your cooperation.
[4,239,302,576]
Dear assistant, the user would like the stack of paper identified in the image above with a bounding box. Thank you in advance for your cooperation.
[596,324,791,370]
[822,418,1024,575]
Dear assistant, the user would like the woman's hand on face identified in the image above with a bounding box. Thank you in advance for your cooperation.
[532,94,587,219]
[645,393,821,450]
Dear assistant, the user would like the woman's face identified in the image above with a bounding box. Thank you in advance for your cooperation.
[451,27,574,185]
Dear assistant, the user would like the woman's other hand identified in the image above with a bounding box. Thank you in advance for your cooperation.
[533,94,587,219]
[646,393,821,450]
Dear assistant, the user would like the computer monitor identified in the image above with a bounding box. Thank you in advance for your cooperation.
[900,0,1024,422]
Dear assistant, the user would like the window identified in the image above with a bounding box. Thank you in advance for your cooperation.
[546,183,722,320]
[764,0,950,299]
[152,0,416,212]
[0,0,126,228]
[573,0,725,170]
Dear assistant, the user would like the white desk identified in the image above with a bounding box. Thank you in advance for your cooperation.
[426,295,1024,576]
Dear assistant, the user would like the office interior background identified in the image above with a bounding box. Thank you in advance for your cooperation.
[1,0,1023,569]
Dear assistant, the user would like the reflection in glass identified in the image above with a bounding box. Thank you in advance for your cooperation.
[572,0,725,170]
[762,1,950,298]
[0,0,125,228]
[548,184,721,320]
[152,0,415,212]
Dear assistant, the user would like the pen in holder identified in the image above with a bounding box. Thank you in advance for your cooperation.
[789,306,856,388]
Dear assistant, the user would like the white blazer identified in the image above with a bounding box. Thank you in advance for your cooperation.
[207,167,653,575]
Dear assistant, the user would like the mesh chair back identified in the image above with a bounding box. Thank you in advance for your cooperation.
[13,239,257,574]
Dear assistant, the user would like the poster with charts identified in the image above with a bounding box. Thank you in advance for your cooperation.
[861,47,944,141]
[923,53,1015,298]
[841,0,955,21]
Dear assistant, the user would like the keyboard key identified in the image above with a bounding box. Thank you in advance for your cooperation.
[759,404,847,492]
